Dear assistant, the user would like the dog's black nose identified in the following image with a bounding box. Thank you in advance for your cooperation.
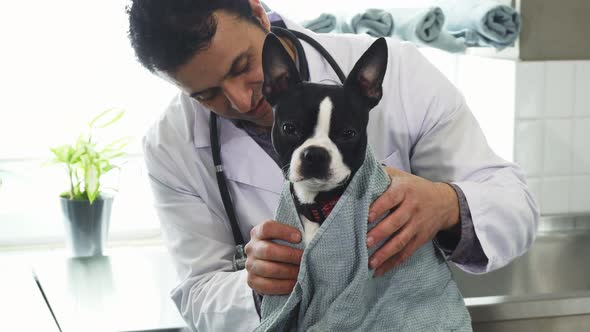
[301,146,331,179]
[302,146,330,165]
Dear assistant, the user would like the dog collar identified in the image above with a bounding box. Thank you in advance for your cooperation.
[291,184,347,224]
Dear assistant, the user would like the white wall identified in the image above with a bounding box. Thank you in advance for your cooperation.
[419,54,590,217]
[514,61,590,215]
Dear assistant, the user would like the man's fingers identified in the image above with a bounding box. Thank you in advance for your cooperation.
[248,240,303,265]
[251,220,302,243]
[368,182,404,223]
[369,225,416,270]
[374,236,420,277]
[245,221,303,295]
[366,207,411,248]
[247,275,297,296]
[246,259,299,280]
[383,166,406,179]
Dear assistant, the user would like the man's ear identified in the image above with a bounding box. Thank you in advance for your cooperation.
[248,0,271,31]
[344,37,388,109]
[262,33,301,106]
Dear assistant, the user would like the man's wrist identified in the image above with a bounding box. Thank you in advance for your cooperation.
[435,182,460,231]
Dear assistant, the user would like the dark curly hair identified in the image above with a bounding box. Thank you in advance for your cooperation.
[127,0,262,73]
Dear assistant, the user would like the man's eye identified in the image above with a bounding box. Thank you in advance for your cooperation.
[282,123,298,136]
[232,62,251,77]
[194,89,219,102]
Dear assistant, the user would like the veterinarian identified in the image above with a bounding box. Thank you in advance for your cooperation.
[127,1,539,331]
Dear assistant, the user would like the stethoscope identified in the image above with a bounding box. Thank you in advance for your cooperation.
[209,25,347,271]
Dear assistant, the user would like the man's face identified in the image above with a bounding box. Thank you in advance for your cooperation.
[162,10,274,127]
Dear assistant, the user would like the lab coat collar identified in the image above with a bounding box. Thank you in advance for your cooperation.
[218,118,284,194]
[191,108,284,194]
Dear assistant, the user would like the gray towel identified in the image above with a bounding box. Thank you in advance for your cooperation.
[255,147,472,331]
[439,0,521,49]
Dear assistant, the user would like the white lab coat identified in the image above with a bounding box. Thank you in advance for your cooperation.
[143,16,538,332]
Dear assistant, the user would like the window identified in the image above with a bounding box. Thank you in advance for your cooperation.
[0,1,177,247]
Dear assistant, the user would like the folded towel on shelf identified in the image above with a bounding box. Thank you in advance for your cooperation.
[302,13,339,33]
[343,8,465,53]
[389,7,466,53]
[439,0,521,49]
[425,31,468,53]
[390,7,444,42]
[347,8,394,37]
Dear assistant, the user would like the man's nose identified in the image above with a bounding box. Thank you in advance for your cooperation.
[222,78,253,113]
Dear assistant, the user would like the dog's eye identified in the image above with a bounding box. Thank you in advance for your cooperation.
[341,129,357,139]
[282,123,298,136]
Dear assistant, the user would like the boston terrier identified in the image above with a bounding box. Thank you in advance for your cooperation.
[262,34,388,246]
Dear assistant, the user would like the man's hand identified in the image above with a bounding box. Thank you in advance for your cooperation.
[367,167,460,276]
[245,221,303,295]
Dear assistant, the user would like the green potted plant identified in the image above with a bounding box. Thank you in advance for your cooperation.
[49,109,130,257]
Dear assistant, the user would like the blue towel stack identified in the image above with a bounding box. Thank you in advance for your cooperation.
[388,7,466,53]
[300,0,521,52]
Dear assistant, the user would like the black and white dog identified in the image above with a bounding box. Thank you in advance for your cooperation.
[262,34,388,246]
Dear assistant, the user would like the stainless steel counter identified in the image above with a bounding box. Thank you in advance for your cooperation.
[27,217,590,332]
[453,220,590,332]
[33,249,188,332]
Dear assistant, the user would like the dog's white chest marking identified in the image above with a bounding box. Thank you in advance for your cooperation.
[301,216,321,246]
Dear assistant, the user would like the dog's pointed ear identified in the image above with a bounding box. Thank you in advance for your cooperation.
[344,37,388,109]
[262,33,301,106]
